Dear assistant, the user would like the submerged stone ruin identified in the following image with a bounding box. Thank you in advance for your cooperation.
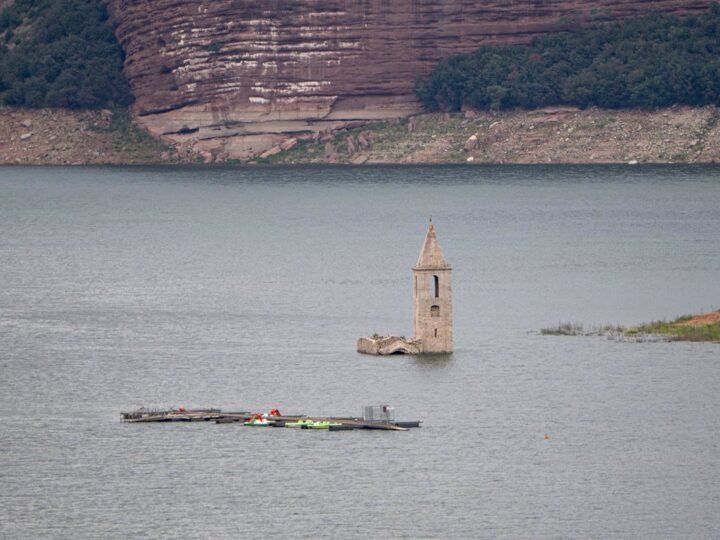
[358,221,453,355]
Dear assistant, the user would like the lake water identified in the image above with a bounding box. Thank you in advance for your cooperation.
[1,164,719,538]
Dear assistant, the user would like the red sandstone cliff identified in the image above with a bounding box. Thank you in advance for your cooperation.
[107,0,714,160]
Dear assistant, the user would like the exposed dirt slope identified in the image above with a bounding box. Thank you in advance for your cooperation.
[0,107,195,165]
[677,312,720,327]
[263,105,720,165]
[2,105,719,165]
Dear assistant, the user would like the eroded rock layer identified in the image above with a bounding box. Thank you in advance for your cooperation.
[107,0,714,159]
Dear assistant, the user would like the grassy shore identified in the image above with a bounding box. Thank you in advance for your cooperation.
[627,316,720,342]
[542,312,720,343]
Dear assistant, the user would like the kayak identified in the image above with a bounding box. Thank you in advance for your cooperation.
[285,419,315,428]
[308,421,342,430]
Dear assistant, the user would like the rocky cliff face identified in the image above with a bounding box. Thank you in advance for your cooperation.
[107,0,713,160]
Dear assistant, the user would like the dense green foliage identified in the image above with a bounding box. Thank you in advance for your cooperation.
[416,5,720,111]
[0,0,131,108]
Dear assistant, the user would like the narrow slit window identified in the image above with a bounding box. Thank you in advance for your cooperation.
[434,328,438,337]
[434,275,439,298]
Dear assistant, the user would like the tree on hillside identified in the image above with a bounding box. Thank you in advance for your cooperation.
[0,0,132,108]
[416,4,720,111]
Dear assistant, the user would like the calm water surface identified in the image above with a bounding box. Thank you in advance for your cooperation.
[1,165,719,538]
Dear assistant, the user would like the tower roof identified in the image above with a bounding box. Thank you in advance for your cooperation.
[415,221,450,270]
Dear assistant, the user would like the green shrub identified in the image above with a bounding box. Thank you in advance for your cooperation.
[207,42,222,53]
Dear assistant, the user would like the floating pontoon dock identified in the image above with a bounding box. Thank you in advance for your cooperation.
[121,405,420,431]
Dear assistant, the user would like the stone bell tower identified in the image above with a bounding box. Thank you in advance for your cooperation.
[413,220,453,353]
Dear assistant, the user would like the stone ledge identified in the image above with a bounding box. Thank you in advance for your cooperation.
[357,336,421,355]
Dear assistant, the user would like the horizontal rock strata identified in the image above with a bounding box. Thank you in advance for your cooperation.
[108,0,714,160]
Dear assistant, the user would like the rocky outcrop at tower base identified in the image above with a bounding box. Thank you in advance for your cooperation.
[107,0,714,161]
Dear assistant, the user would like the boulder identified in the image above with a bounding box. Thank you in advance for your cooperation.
[259,145,282,159]
[324,142,336,158]
[357,131,371,149]
[463,134,478,152]
[280,137,298,151]
[462,106,479,119]
[346,135,357,155]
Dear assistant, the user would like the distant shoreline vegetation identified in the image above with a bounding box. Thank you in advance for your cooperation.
[416,5,720,112]
[0,0,131,108]
[541,313,720,343]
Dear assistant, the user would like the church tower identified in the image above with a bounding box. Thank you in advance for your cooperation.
[413,221,453,353]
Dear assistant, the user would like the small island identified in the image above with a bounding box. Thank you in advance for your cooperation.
[542,311,720,343]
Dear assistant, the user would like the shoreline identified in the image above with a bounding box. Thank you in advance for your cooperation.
[541,312,720,343]
[2,105,719,166]
[4,162,720,169]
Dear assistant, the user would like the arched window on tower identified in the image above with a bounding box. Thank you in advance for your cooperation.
[433,275,439,298]
[431,305,440,317]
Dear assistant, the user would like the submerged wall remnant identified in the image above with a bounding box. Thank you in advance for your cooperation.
[356,335,421,355]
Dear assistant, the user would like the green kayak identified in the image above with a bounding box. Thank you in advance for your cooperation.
[308,421,342,430]
[285,419,314,428]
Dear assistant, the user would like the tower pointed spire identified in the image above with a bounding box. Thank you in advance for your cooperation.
[415,221,450,269]
[412,220,453,353]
